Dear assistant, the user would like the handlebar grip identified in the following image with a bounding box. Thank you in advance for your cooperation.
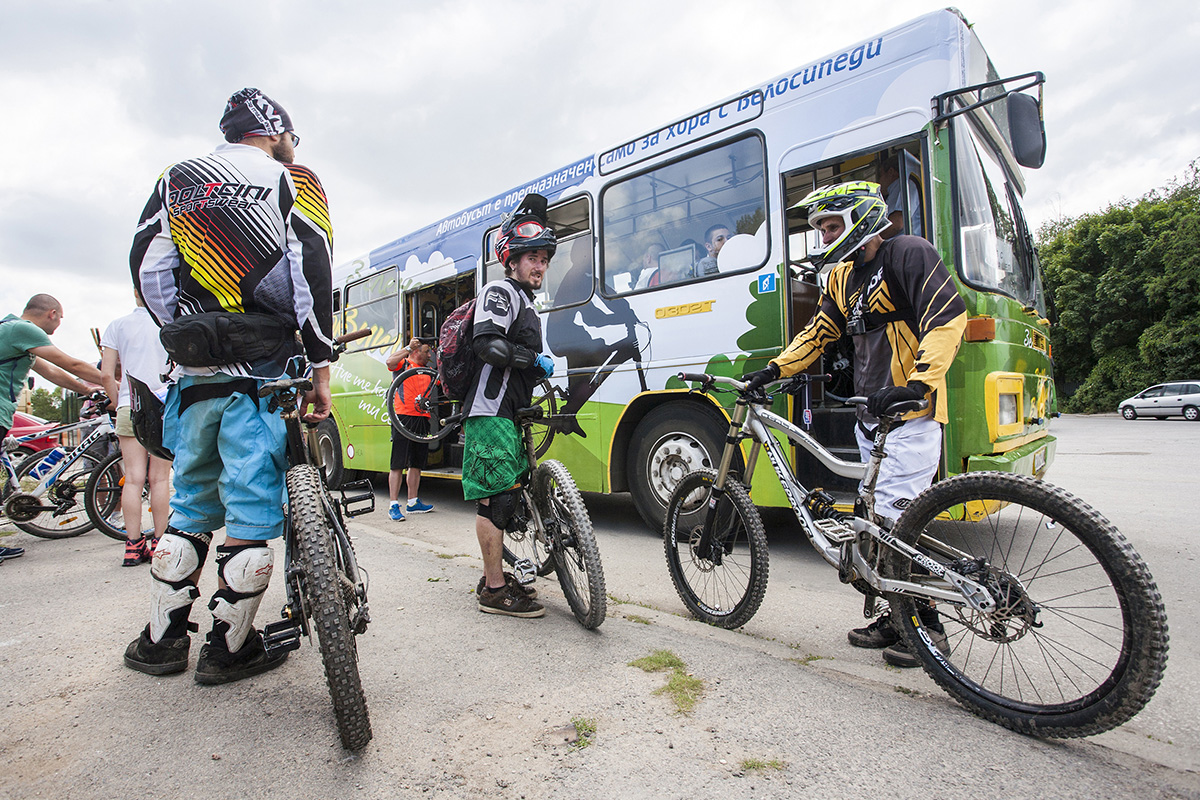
[811,373,832,383]
[337,328,373,345]
[678,373,709,383]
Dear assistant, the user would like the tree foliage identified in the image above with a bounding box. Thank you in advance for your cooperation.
[1038,161,1200,412]
[29,387,62,420]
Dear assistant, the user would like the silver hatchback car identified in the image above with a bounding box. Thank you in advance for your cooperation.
[1118,380,1200,421]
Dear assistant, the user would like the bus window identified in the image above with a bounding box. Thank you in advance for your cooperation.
[953,117,1041,312]
[482,196,592,312]
[343,266,399,350]
[600,135,768,295]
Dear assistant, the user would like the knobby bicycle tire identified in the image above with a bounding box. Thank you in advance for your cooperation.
[11,448,100,538]
[502,487,556,579]
[887,471,1168,738]
[287,464,372,751]
[84,451,131,540]
[664,468,769,629]
[534,460,605,629]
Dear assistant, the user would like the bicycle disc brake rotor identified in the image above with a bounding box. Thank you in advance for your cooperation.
[950,558,1040,643]
[686,526,722,570]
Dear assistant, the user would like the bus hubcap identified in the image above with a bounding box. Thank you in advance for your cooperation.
[648,433,712,505]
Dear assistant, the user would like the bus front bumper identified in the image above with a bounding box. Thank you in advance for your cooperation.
[965,434,1056,479]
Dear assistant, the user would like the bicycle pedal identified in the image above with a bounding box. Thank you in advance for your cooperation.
[339,479,376,518]
[813,517,856,543]
[262,619,303,655]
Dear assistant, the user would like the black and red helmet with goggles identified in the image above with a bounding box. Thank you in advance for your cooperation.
[495,193,557,267]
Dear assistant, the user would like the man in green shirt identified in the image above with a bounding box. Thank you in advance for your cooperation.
[1,294,105,561]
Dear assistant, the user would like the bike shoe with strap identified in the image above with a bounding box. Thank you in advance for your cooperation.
[123,537,151,567]
[882,626,949,668]
[477,572,538,600]
[477,582,544,618]
[124,626,190,675]
[847,612,901,649]
[194,630,288,685]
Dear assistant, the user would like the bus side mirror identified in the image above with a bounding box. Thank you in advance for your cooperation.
[1008,92,1046,169]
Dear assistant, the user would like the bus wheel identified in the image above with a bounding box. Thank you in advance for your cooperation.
[315,418,350,489]
[628,402,733,534]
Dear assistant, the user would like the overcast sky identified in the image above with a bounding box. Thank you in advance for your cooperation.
[3,0,1198,370]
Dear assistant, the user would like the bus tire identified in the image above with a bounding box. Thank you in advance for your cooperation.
[314,418,348,489]
[627,402,733,534]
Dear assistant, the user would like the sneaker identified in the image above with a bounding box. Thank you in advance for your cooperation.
[194,631,288,685]
[405,499,434,514]
[388,504,405,521]
[848,613,900,649]
[123,537,150,567]
[0,545,25,561]
[477,582,544,618]
[124,626,190,675]
[882,627,950,668]
[148,536,160,556]
[477,572,538,600]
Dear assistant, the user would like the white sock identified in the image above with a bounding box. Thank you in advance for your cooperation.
[390,501,399,508]
[407,497,418,507]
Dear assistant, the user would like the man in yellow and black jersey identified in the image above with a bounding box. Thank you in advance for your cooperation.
[742,181,966,668]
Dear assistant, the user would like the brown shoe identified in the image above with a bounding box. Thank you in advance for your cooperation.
[476,572,538,600]
[478,583,544,618]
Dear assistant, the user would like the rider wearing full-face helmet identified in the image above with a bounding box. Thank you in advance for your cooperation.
[463,194,557,618]
[741,180,967,667]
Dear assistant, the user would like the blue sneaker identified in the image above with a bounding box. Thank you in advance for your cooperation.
[406,499,434,514]
[388,504,405,521]
[0,546,25,560]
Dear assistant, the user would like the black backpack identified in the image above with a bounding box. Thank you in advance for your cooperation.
[435,298,476,402]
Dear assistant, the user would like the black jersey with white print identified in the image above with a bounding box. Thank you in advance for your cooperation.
[464,278,543,420]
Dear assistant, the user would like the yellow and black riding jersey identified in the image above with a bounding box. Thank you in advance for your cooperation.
[772,236,966,424]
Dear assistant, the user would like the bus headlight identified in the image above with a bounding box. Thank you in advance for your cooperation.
[985,373,1025,441]
[998,393,1019,427]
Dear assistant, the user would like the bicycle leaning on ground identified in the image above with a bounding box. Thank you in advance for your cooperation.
[664,371,1169,738]
[1,395,115,538]
[250,329,377,751]
[388,369,605,629]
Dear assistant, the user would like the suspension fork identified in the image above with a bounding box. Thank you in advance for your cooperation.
[697,400,753,562]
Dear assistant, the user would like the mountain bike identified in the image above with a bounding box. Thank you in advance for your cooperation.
[494,405,606,630]
[1,398,115,538]
[664,371,1169,738]
[83,448,172,541]
[386,368,558,459]
[258,330,375,751]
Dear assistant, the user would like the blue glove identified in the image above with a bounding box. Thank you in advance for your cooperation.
[534,353,554,379]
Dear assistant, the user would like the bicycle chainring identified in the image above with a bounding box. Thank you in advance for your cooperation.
[4,493,43,523]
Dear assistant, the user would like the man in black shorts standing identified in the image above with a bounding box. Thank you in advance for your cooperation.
[385,337,436,520]
[463,194,556,618]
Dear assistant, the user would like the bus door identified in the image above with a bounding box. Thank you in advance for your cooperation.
[781,140,927,493]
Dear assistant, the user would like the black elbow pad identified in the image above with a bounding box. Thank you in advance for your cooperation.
[474,335,534,369]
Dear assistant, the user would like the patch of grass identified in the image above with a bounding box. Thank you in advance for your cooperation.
[740,758,786,773]
[894,685,920,696]
[571,716,597,750]
[436,553,456,559]
[630,649,704,714]
[625,614,652,625]
[788,653,825,665]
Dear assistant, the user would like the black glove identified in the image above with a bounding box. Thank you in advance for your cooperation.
[866,382,926,417]
[742,362,781,393]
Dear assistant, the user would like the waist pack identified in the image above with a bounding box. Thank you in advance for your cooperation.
[128,376,173,461]
[159,311,297,368]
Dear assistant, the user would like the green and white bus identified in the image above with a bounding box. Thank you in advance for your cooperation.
[321,8,1056,531]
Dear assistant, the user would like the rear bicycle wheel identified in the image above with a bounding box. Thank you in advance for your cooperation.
[84,451,132,540]
[530,379,557,459]
[887,471,1169,738]
[534,460,605,629]
[664,468,768,629]
[11,448,99,538]
[386,368,457,444]
[501,488,556,579]
[287,464,372,751]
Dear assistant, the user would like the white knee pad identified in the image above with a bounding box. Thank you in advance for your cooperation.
[149,531,208,642]
[209,543,274,653]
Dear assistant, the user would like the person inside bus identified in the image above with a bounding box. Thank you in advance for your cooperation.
[741,181,966,668]
[385,336,436,520]
[695,223,731,275]
[630,242,664,290]
[878,151,923,239]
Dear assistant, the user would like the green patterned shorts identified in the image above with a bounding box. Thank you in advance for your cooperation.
[462,416,524,501]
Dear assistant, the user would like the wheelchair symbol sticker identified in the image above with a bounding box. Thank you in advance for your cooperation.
[758,273,777,294]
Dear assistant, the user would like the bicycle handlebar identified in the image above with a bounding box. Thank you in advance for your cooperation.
[680,373,927,414]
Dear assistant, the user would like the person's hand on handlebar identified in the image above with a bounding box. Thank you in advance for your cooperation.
[865,381,927,417]
[742,362,780,393]
[302,365,332,423]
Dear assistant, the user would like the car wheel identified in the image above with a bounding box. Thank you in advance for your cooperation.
[1184,405,1199,422]
[1120,406,1137,420]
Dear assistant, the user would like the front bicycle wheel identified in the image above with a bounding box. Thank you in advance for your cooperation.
[386,367,457,444]
[887,472,1169,738]
[12,448,99,538]
[502,488,555,579]
[534,460,605,629]
[287,464,372,751]
[84,451,132,540]
[664,468,768,629]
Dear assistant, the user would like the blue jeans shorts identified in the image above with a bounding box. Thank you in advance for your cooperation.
[163,374,288,540]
